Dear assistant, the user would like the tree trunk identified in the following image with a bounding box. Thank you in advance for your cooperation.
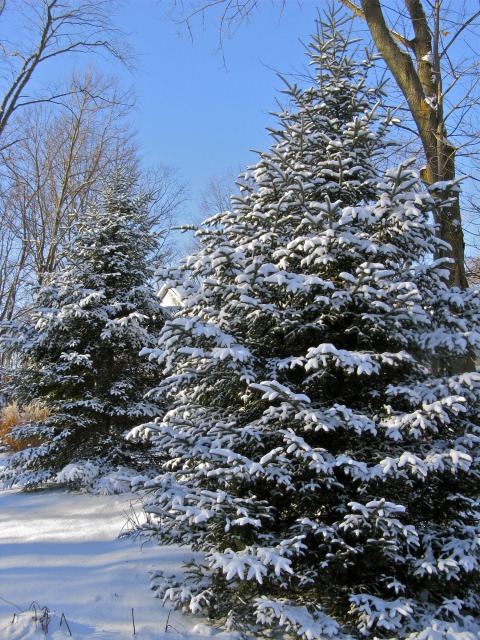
[356,0,474,374]
[358,0,468,289]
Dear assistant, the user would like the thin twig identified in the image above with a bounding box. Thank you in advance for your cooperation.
[165,609,180,633]
[60,613,72,636]
[0,594,24,613]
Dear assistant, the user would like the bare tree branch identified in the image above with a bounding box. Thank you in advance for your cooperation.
[0,70,147,319]
[166,0,285,49]
[0,0,132,143]
[338,0,413,49]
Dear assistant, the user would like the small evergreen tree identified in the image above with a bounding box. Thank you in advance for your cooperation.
[0,173,166,491]
[133,10,480,639]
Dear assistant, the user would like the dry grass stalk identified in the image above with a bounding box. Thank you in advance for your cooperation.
[0,401,49,451]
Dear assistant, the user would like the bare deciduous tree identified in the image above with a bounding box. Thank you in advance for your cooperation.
[466,256,480,286]
[0,0,131,148]
[199,166,244,219]
[338,0,480,290]
[0,70,188,321]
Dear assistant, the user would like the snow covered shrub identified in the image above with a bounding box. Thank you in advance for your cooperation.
[132,10,480,639]
[0,172,167,490]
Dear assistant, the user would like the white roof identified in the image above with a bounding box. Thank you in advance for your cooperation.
[158,284,184,308]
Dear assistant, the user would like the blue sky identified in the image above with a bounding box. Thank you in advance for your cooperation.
[3,1,476,251]
[121,0,477,256]
[115,1,322,216]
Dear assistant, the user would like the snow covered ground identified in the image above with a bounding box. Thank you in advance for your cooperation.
[0,486,238,639]
[2,477,478,640]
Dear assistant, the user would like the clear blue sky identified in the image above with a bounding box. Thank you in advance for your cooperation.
[115,1,322,218]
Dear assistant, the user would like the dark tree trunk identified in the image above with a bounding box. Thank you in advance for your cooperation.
[357,0,468,289]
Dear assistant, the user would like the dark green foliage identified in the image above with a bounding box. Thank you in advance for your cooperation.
[0,173,166,491]
[133,10,480,639]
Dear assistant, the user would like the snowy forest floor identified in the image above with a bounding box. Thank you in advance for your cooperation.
[0,481,238,640]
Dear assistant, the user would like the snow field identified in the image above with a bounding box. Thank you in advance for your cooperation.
[0,488,238,639]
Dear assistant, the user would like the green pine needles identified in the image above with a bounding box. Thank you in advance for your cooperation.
[132,9,480,639]
[0,172,166,492]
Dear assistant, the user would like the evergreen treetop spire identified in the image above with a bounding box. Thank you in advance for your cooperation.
[249,9,391,211]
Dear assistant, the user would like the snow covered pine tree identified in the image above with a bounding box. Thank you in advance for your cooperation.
[133,10,480,639]
[0,173,166,492]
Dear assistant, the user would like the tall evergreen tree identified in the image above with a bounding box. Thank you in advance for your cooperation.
[133,11,480,639]
[0,173,166,491]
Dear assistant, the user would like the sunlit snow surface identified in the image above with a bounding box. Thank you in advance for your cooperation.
[0,484,238,639]
[1,474,477,639]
